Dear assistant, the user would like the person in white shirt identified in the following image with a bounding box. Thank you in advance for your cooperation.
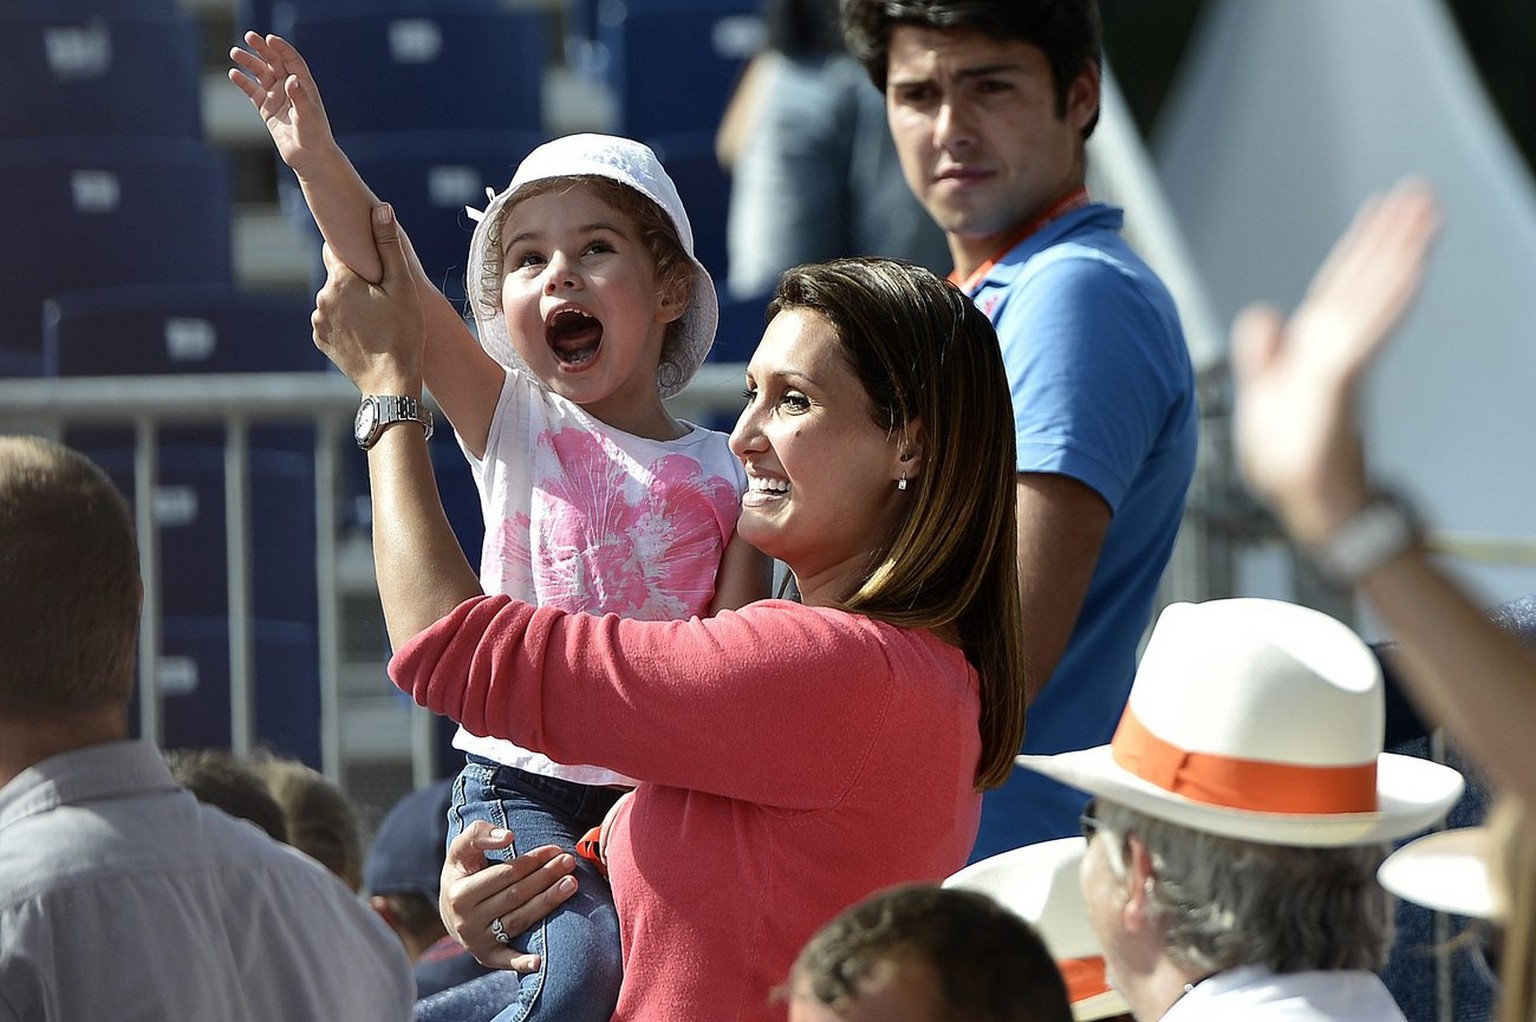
[1016,597,1465,1021]
[0,435,414,1022]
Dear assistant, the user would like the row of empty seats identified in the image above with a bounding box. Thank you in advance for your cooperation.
[1,1,768,369]
[0,0,772,767]
[2,3,328,764]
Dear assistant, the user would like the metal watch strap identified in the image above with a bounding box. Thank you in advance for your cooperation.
[1307,488,1422,586]
[358,394,433,449]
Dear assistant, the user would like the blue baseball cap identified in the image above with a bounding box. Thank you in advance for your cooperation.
[364,778,454,899]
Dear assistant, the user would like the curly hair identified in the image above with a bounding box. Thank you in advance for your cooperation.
[1097,800,1394,975]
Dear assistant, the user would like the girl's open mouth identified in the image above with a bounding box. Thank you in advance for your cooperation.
[546,308,603,366]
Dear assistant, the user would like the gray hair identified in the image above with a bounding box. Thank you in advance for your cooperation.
[1096,800,1394,974]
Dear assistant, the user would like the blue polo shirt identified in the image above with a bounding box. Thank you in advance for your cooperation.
[968,203,1198,857]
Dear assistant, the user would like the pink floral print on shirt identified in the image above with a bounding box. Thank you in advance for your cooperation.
[487,427,740,621]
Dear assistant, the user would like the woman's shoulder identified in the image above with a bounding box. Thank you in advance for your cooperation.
[727,602,967,665]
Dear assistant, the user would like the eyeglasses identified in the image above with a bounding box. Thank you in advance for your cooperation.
[1079,797,1100,843]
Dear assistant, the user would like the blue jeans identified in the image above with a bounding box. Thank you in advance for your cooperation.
[429,756,624,1022]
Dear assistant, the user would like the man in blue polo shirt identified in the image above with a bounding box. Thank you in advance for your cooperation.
[843,0,1198,855]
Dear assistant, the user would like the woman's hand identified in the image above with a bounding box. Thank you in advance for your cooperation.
[1231,179,1440,545]
[439,821,580,972]
[312,204,425,395]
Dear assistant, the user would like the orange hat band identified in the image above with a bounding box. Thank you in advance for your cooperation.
[1110,708,1379,815]
[1059,956,1112,1004]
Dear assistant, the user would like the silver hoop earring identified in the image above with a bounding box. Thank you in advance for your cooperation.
[898,473,908,491]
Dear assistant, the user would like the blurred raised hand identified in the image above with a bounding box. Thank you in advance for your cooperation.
[1231,179,1441,545]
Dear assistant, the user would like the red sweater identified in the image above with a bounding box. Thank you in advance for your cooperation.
[392,596,983,1021]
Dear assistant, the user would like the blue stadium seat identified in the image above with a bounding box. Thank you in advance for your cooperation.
[242,0,506,39]
[131,615,323,769]
[648,130,732,285]
[43,283,327,377]
[560,0,606,75]
[337,130,546,304]
[0,11,202,140]
[0,352,43,378]
[597,0,765,139]
[72,441,319,628]
[696,293,762,432]
[10,0,179,14]
[430,428,486,567]
[45,282,325,631]
[0,137,233,369]
[711,292,768,365]
[271,4,547,135]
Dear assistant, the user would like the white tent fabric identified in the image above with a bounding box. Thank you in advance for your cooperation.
[1156,0,1536,603]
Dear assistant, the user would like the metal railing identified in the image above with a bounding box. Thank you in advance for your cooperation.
[0,365,748,782]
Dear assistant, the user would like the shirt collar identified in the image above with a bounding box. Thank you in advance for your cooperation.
[961,203,1125,295]
[0,739,179,832]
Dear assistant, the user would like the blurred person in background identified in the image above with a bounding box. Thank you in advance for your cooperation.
[250,747,365,892]
[784,883,1073,1022]
[721,0,950,300]
[365,778,495,1005]
[165,746,288,842]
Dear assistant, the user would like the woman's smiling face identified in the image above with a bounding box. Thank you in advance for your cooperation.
[729,307,909,604]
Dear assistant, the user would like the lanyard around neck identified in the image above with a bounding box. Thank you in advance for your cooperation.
[949,185,1091,294]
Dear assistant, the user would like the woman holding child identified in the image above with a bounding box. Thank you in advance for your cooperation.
[313,198,1025,1019]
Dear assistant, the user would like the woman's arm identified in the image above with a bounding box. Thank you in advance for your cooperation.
[1232,179,1536,811]
[311,205,483,649]
[391,595,968,809]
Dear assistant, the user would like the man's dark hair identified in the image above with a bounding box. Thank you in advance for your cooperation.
[840,0,1102,138]
[790,884,1073,1021]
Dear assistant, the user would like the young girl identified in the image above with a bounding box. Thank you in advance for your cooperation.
[231,33,770,1022]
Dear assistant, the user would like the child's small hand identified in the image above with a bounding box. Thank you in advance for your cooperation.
[228,32,337,174]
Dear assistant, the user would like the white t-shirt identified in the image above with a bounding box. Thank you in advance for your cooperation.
[1162,965,1406,1021]
[453,369,746,785]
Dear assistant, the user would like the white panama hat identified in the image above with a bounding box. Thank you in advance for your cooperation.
[1378,826,1498,920]
[1017,599,1464,847]
[464,133,718,399]
[946,837,1131,1021]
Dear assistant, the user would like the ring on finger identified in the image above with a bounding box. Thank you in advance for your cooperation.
[490,915,513,947]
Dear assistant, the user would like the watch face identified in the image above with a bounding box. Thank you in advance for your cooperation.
[354,397,378,445]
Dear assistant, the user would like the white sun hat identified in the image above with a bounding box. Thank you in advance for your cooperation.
[1016,598,1464,847]
[464,133,718,399]
[1378,826,1498,920]
[946,837,1131,1021]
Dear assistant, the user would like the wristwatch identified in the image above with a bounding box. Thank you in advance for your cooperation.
[1307,488,1422,586]
[354,394,433,450]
